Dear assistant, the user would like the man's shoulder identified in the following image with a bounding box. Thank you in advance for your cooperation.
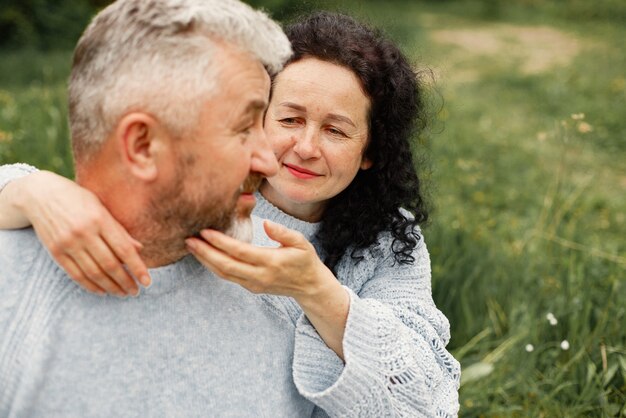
[0,227,44,263]
[0,226,39,241]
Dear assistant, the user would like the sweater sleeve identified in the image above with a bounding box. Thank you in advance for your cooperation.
[0,163,39,193]
[292,234,460,417]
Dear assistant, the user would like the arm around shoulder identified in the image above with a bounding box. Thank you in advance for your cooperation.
[0,163,40,228]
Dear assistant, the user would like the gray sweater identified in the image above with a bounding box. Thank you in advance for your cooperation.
[0,164,460,417]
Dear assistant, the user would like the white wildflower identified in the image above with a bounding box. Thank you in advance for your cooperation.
[525,344,534,353]
[560,340,570,351]
[546,312,558,325]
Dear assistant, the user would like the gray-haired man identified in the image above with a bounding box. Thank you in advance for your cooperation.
[0,0,325,416]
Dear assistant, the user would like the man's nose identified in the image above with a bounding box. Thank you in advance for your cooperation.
[250,127,278,177]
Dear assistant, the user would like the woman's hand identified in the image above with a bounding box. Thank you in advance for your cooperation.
[186,220,334,298]
[185,220,350,359]
[2,171,150,296]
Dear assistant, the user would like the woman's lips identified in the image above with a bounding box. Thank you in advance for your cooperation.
[284,164,321,180]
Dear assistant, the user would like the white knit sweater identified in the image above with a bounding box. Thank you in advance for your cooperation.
[0,164,460,417]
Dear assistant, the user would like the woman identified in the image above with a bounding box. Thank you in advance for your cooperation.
[0,12,459,417]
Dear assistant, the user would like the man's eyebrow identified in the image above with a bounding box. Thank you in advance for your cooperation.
[278,102,356,127]
[246,99,268,112]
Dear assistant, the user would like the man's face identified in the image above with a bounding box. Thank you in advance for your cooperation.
[152,44,277,241]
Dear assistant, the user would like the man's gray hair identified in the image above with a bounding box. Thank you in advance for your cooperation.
[69,0,292,161]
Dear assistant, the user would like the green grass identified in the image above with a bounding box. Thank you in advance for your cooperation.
[1,2,625,416]
[0,50,73,177]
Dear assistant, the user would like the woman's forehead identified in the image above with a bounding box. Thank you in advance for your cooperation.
[270,58,370,116]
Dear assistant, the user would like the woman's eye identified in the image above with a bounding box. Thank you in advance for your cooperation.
[279,117,298,125]
[328,127,346,137]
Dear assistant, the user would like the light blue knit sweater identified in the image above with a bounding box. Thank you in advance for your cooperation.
[0,164,460,417]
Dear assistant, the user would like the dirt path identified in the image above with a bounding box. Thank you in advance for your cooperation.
[431,23,581,79]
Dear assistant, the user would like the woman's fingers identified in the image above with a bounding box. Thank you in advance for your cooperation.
[186,238,260,285]
[198,229,268,265]
[87,237,140,295]
[262,220,307,248]
[100,220,151,287]
[68,248,127,297]
[57,254,107,295]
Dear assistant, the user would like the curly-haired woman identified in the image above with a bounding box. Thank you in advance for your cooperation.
[0,12,459,417]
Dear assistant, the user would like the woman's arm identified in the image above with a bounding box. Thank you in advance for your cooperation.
[0,163,39,228]
[0,164,150,296]
[291,232,461,417]
[187,222,460,417]
[0,179,31,228]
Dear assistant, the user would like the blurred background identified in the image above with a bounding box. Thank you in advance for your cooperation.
[0,0,624,415]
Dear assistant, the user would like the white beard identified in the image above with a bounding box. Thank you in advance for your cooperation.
[225,216,254,243]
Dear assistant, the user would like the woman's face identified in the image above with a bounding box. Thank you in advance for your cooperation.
[261,57,372,221]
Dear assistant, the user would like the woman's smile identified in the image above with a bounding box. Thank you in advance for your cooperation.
[284,163,322,179]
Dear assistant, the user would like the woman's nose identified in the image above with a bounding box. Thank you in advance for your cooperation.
[292,128,321,160]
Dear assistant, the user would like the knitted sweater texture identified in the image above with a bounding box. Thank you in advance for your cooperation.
[0,164,460,417]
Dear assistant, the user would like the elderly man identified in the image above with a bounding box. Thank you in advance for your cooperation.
[0,0,322,416]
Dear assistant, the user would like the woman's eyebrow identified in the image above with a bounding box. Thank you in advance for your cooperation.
[278,102,306,112]
[326,113,355,128]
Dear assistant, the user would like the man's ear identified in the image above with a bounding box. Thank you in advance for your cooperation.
[115,113,165,182]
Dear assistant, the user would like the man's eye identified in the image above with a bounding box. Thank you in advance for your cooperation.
[239,126,252,141]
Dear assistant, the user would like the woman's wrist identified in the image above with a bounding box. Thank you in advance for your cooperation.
[295,266,345,311]
[0,175,34,228]
[295,274,351,360]
[13,171,50,218]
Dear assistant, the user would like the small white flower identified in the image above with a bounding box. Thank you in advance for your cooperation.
[560,340,570,351]
[525,344,534,353]
[546,313,558,325]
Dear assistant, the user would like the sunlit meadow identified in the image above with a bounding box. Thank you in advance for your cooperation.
[1,1,624,416]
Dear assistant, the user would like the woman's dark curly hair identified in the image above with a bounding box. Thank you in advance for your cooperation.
[283,12,431,272]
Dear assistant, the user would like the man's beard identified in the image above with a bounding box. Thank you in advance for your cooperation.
[225,216,253,243]
[148,167,262,250]
[224,175,263,243]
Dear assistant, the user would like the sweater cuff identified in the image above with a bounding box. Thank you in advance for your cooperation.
[293,287,394,415]
[0,163,39,193]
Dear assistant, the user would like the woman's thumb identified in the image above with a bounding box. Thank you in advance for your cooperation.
[263,220,304,248]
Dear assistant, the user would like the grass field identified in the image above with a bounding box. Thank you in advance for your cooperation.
[0,1,624,416]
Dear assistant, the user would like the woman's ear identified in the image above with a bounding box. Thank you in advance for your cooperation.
[116,113,163,182]
[360,157,373,170]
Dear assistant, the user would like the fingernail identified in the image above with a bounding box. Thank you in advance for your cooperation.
[185,238,197,250]
[140,274,152,287]
[200,230,212,240]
